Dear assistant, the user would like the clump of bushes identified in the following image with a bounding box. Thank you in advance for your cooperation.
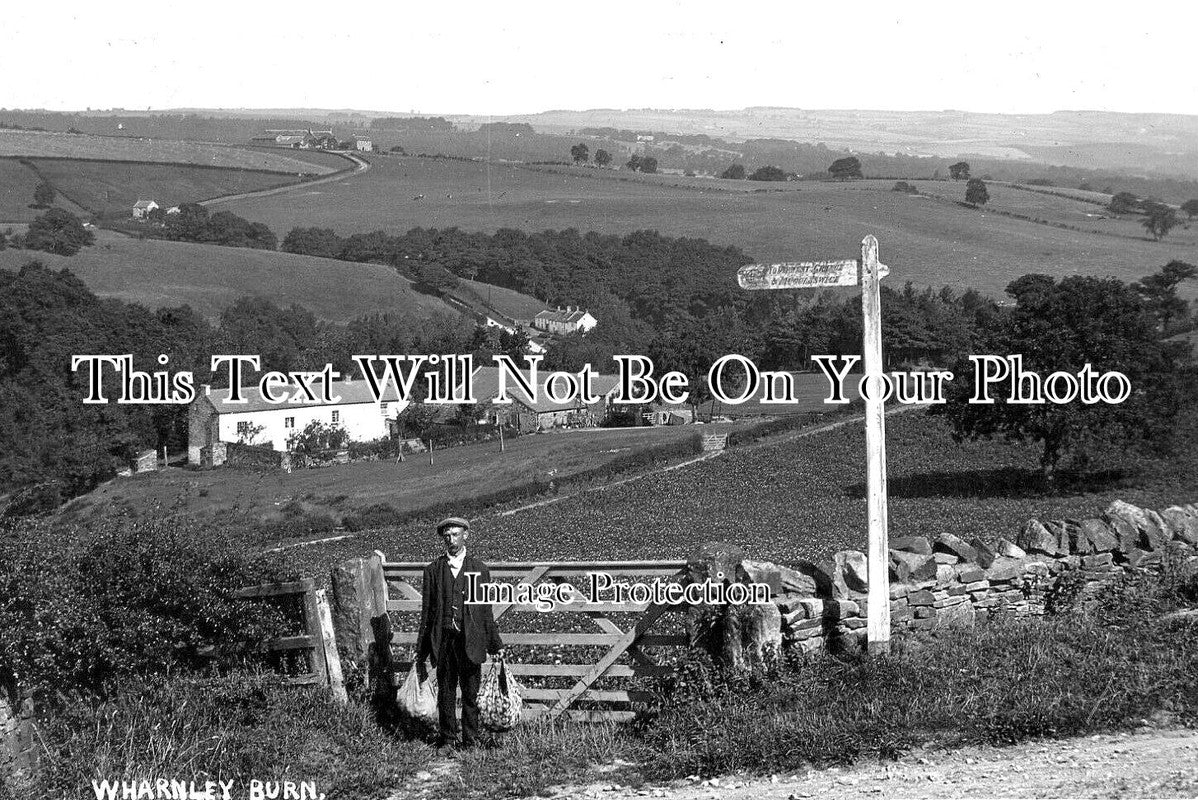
[892,180,919,194]
[0,515,294,707]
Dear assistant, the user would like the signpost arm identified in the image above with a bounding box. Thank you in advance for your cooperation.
[860,235,891,654]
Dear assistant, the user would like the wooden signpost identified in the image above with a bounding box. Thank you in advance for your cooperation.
[737,235,892,654]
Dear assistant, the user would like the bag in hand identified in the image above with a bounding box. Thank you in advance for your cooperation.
[477,656,523,731]
[397,664,438,723]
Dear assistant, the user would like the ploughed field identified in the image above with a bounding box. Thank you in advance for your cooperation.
[0,229,456,322]
[0,158,313,221]
[318,407,1198,569]
[219,159,1198,300]
[0,129,341,173]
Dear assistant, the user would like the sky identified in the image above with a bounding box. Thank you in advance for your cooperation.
[3,1,1195,116]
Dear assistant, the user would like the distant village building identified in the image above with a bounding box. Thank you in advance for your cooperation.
[187,379,408,466]
[252,129,339,150]
[532,307,598,335]
[131,199,159,219]
[463,367,621,433]
[354,137,373,152]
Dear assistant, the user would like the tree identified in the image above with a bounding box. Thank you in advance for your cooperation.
[1141,202,1179,241]
[1132,260,1197,335]
[23,208,94,256]
[828,156,863,180]
[720,163,746,180]
[625,154,642,171]
[570,142,590,164]
[1181,199,1198,220]
[32,182,55,208]
[282,227,345,258]
[164,202,210,242]
[948,161,970,180]
[934,274,1192,489]
[965,178,989,207]
[748,165,787,182]
[1107,191,1140,215]
[640,156,658,174]
[594,149,612,167]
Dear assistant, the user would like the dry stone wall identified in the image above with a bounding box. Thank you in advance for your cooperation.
[710,500,1198,658]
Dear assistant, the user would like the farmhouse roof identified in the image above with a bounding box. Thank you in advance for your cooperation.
[461,366,620,416]
[534,307,593,325]
[202,379,405,414]
[132,199,158,209]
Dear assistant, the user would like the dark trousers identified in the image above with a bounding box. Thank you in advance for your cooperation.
[436,628,481,746]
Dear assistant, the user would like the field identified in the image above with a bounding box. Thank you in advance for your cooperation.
[218,158,1198,300]
[0,229,457,322]
[292,406,1198,573]
[0,129,340,174]
[0,157,311,221]
[454,276,548,321]
[61,422,755,533]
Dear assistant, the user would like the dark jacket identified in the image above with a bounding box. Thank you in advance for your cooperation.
[417,553,503,666]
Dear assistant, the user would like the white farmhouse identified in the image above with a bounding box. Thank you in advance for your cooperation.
[532,306,598,335]
[131,199,159,219]
[187,379,408,465]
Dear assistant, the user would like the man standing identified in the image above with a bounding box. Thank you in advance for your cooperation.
[417,516,503,754]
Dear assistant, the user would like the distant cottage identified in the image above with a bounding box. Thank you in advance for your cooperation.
[187,379,409,466]
[532,306,597,335]
[131,199,159,219]
[252,129,339,150]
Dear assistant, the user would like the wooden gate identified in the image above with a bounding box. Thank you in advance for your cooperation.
[378,555,691,722]
[236,578,347,703]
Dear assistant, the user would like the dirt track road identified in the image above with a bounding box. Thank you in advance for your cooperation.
[200,150,369,207]
[532,726,1198,800]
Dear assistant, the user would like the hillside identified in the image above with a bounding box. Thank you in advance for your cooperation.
[0,230,459,322]
[0,157,314,221]
[219,157,1198,300]
[0,129,340,173]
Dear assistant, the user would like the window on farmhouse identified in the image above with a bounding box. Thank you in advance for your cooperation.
[236,421,250,435]
[285,417,295,429]
[332,410,340,424]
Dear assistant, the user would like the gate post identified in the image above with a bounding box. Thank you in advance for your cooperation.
[365,552,395,709]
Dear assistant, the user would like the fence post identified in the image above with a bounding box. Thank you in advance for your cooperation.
[367,551,395,709]
[331,557,375,668]
[0,685,36,794]
[314,589,348,704]
[303,588,329,687]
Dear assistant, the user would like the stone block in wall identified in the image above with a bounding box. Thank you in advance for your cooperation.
[823,599,859,620]
[835,550,869,593]
[892,535,932,555]
[963,579,990,592]
[908,589,935,606]
[1079,519,1119,553]
[933,595,969,609]
[947,584,968,597]
[796,637,825,654]
[969,538,996,568]
[1081,553,1114,570]
[911,616,936,629]
[933,552,959,564]
[1125,549,1162,569]
[779,562,820,596]
[741,560,784,595]
[1102,511,1140,552]
[688,541,746,584]
[1161,507,1198,546]
[985,556,1024,582]
[1024,561,1051,577]
[954,564,985,583]
[934,533,978,562]
[1044,520,1077,554]
[1106,501,1167,551]
[1018,519,1061,555]
[838,617,868,630]
[890,601,911,619]
[806,559,846,598]
[889,582,910,599]
[890,550,936,583]
[776,593,808,616]
[934,564,957,588]
[936,600,976,627]
[996,538,1027,558]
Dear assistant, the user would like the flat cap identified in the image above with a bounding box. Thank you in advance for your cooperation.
[436,516,470,533]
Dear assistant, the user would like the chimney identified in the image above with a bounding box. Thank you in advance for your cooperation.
[202,384,211,397]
